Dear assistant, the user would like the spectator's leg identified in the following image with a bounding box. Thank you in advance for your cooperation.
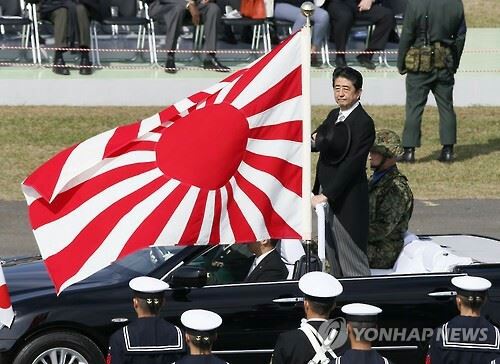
[403,72,434,148]
[311,7,329,49]
[355,4,394,56]
[325,0,353,65]
[161,4,186,52]
[50,7,68,49]
[432,70,457,146]
[76,4,92,75]
[50,8,70,75]
[75,4,91,48]
[199,2,221,52]
[274,3,303,32]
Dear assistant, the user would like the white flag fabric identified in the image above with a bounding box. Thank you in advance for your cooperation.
[0,264,14,328]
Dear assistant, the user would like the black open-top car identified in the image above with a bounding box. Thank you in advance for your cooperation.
[1,234,500,364]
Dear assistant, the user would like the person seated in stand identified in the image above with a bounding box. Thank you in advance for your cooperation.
[39,0,100,75]
[148,0,230,73]
[273,0,330,67]
[175,309,228,363]
[322,0,394,69]
[367,129,413,269]
[244,239,289,283]
[338,303,392,363]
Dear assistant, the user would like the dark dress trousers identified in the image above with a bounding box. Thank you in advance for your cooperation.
[174,354,228,363]
[336,349,390,363]
[426,316,500,364]
[107,316,185,364]
[324,0,394,55]
[314,104,375,277]
[244,250,289,283]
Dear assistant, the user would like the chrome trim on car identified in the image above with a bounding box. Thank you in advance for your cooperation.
[428,291,457,297]
[212,349,274,354]
[272,297,304,303]
[211,346,418,355]
[373,346,419,351]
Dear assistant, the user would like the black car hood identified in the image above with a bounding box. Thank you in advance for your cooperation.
[2,256,124,299]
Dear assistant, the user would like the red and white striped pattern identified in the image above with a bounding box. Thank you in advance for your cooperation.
[0,265,14,328]
[22,31,304,294]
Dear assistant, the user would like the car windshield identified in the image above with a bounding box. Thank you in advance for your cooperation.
[111,246,184,275]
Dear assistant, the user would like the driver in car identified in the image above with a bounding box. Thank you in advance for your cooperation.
[107,276,186,363]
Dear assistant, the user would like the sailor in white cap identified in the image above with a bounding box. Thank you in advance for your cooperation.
[336,303,390,364]
[272,271,346,364]
[174,309,228,363]
[107,276,185,364]
[426,276,500,363]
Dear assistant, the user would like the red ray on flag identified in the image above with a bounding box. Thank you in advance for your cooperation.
[22,31,305,294]
[0,265,14,328]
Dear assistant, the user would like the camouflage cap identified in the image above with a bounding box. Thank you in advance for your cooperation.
[371,129,403,158]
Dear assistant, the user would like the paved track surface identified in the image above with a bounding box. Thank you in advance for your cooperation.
[0,199,498,257]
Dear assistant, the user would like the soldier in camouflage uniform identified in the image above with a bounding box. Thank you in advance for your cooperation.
[367,130,414,269]
[397,0,466,163]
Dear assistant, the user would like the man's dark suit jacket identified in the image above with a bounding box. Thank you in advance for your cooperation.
[314,104,375,253]
[244,250,289,283]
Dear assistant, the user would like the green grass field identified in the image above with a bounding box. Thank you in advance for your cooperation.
[1,105,499,201]
[464,0,500,27]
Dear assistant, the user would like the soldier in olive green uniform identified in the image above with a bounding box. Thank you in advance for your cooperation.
[367,130,414,269]
[397,0,467,163]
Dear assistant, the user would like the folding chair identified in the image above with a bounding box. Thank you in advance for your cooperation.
[273,18,330,66]
[222,16,271,61]
[0,0,40,64]
[90,0,156,66]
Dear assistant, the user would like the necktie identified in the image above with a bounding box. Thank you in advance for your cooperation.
[337,112,345,123]
[247,257,258,277]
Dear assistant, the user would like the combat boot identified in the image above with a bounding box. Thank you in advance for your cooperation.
[438,145,454,163]
[399,147,415,163]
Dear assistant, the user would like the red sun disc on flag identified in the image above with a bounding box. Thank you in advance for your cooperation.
[0,285,11,309]
[156,103,250,190]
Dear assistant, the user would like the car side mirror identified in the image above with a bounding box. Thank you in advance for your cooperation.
[169,266,207,288]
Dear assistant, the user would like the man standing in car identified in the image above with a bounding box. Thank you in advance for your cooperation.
[312,67,375,277]
[107,276,185,363]
[272,271,345,363]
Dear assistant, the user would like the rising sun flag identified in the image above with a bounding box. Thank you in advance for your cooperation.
[22,30,312,294]
[0,264,14,328]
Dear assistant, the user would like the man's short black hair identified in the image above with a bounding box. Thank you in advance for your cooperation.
[332,66,363,90]
[306,298,336,316]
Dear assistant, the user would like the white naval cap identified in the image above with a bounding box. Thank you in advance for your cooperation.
[452,276,491,295]
[342,303,382,322]
[129,276,169,294]
[298,271,343,300]
[181,309,223,332]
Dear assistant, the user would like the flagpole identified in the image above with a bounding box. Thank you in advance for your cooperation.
[300,2,313,269]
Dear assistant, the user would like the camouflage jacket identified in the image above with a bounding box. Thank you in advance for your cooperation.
[367,167,413,268]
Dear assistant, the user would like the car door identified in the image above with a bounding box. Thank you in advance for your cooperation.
[162,245,305,364]
[338,272,464,364]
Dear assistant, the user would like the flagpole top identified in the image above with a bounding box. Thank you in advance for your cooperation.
[300,1,315,26]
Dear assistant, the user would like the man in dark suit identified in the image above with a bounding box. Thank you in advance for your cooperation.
[148,0,230,73]
[244,239,289,283]
[312,66,374,277]
[324,0,394,69]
